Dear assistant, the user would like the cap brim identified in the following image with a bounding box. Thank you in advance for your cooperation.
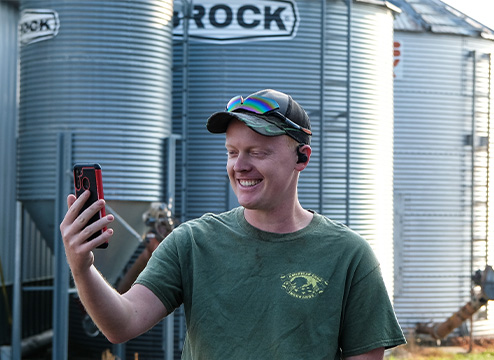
[206,111,286,137]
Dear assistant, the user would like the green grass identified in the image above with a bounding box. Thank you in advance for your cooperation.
[388,351,494,359]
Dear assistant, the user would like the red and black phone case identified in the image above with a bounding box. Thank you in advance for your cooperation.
[73,163,108,248]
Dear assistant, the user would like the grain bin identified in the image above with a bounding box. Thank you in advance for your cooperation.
[390,0,494,337]
[0,0,18,290]
[173,0,398,295]
[0,0,19,346]
[17,0,174,284]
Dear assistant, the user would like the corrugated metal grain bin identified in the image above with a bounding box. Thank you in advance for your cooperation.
[173,0,397,293]
[0,0,19,345]
[391,0,494,337]
[17,0,174,284]
[0,0,18,289]
[16,0,175,358]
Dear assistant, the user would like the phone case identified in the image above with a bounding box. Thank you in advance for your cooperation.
[73,163,108,248]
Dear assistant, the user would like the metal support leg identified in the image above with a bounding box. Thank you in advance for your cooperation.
[52,133,72,360]
[11,202,23,360]
[161,135,181,359]
[164,313,175,360]
[112,343,126,360]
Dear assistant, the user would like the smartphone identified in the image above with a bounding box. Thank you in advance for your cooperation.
[73,163,108,248]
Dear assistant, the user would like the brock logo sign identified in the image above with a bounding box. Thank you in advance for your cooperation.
[173,0,299,43]
[19,9,60,45]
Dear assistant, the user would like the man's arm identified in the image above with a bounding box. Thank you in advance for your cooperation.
[60,191,167,343]
[345,347,384,360]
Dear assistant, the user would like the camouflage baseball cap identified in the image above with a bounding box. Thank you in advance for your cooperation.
[206,89,312,144]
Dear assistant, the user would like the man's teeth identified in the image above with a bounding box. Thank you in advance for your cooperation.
[239,179,261,187]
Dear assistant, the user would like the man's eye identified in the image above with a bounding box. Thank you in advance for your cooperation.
[251,151,267,158]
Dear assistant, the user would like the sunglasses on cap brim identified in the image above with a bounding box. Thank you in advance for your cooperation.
[226,95,312,136]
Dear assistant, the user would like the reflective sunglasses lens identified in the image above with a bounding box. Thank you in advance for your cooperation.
[226,95,243,112]
[226,95,279,114]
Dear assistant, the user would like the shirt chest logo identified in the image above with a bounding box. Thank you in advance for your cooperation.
[280,272,329,299]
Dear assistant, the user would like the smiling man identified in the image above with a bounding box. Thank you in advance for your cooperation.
[60,89,405,359]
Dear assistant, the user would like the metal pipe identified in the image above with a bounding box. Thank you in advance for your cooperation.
[180,0,192,224]
[167,134,181,211]
[416,265,494,340]
[416,296,487,340]
[165,4,192,359]
[112,343,126,360]
[12,201,23,360]
[20,330,53,357]
[52,132,71,360]
[0,253,12,325]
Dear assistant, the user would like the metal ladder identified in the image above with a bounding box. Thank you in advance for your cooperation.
[470,50,492,313]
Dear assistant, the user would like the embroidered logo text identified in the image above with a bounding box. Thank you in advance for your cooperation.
[280,272,328,299]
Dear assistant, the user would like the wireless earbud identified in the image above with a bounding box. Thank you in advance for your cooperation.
[297,145,308,163]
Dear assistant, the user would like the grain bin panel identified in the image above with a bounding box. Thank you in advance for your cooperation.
[348,1,395,290]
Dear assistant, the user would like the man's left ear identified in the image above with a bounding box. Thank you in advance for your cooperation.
[295,144,311,169]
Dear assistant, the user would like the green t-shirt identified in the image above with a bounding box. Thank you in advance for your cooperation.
[135,207,405,359]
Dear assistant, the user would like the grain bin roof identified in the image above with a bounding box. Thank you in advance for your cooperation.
[389,0,494,39]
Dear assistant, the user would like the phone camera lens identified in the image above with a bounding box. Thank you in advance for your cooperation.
[82,177,90,190]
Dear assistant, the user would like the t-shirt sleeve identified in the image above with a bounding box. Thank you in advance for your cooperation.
[134,231,184,314]
[340,265,406,357]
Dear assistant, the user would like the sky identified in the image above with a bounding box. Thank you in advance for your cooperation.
[440,0,494,30]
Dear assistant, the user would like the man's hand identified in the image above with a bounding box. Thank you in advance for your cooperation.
[59,191,167,343]
[60,191,114,276]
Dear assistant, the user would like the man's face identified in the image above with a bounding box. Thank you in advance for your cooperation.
[225,120,300,212]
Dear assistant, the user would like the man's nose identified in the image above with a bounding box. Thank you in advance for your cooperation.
[233,152,251,172]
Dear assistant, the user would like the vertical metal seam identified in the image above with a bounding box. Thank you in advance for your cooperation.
[319,0,327,214]
[470,50,477,301]
[346,0,352,226]
[487,52,492,269]
[181,0,192,223]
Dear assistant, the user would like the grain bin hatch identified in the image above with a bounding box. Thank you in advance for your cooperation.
[17,0,173,283]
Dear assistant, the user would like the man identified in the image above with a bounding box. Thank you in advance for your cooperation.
[60,89,406,359]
